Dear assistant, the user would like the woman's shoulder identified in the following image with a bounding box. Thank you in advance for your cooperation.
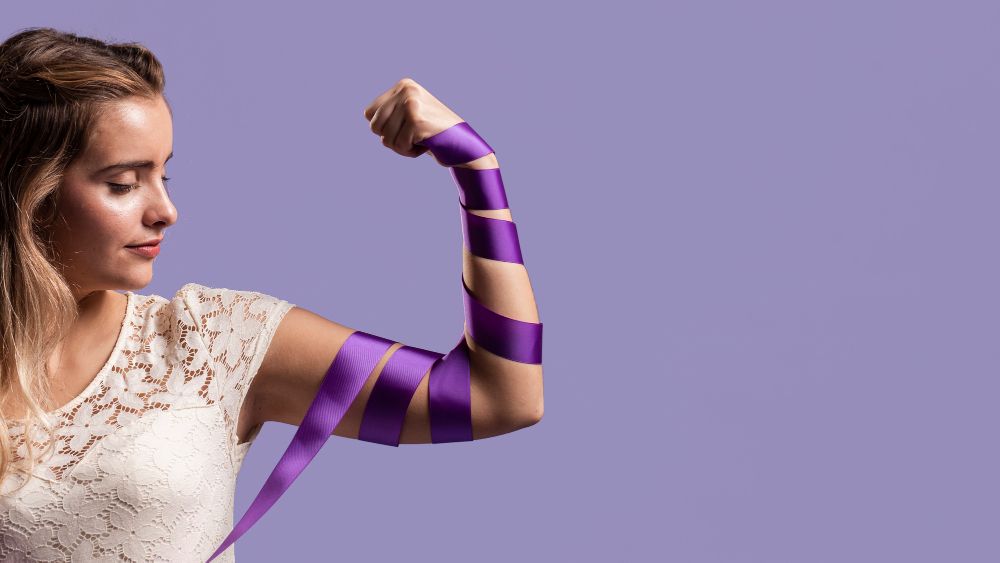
[134,282,257,313]
[172,281,285,302]
[131,282,293,331]
[154,282,294,335]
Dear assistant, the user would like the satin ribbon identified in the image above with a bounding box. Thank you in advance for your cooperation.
[206,121,542,561]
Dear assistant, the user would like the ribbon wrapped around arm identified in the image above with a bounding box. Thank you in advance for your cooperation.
[206,121,542,561]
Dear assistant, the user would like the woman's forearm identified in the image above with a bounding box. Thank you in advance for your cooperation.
[453,153,545,432]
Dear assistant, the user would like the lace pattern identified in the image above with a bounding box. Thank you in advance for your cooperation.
[1,282,295,562]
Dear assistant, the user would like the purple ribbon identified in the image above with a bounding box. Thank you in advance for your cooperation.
[420,121,494,166]
[358,345,441,445]
[451,167,509,209]
[206,121,541,561]
[460,204,524,263]
[462,273,543,364]
[427,334,474,443]
[206,331,395,561]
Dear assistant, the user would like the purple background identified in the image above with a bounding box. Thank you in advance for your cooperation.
[5,1,999,561]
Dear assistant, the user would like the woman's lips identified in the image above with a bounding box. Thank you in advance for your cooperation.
[126,244,160,258]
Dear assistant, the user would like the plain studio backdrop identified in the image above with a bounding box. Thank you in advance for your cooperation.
[4,1,999,562]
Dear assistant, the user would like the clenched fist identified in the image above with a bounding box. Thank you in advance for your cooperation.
[363,78,492,167]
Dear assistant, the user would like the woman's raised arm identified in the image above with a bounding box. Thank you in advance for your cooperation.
[247,78,544,444]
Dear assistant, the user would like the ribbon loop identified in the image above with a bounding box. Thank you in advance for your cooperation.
[452,167,509,210]
[460,204,525,264]
[462,274,543,364]
[358,346,442,446]
[416,121,495,166]
[428,335,474,443]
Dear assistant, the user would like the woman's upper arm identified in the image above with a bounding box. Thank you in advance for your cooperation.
[249,305,523,444]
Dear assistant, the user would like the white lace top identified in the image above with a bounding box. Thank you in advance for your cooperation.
[0,282,296,562]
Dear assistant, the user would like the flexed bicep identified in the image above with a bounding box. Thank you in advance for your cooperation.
[249,103,543,447]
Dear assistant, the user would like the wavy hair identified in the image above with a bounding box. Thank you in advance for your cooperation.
[0,27,167,494]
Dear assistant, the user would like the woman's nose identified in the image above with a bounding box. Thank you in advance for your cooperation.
[146,182,178,227]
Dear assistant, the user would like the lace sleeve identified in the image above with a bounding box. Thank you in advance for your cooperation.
[178,282,295,452]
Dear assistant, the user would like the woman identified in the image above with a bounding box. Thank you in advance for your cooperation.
[0,27,543,561]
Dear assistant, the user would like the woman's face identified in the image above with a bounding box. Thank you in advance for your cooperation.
[51,95,177,302]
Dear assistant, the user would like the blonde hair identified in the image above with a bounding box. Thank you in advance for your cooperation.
[0,27,167,493]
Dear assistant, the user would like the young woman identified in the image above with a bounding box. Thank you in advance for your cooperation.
[0,27,543,562]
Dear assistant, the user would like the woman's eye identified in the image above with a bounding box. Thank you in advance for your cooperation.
[107,177,170,194]
[108,182,137,194]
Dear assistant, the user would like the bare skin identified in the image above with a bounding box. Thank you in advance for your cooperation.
[3,95,177,419]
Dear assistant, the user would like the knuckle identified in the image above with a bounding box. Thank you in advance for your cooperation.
[400,82,420,96]
[402,97,420,115]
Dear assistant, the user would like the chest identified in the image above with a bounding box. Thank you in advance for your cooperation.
[0,407,241,561]
[49,346,117,408]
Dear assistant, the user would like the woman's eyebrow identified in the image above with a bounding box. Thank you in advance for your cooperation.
[96,151,173,174]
